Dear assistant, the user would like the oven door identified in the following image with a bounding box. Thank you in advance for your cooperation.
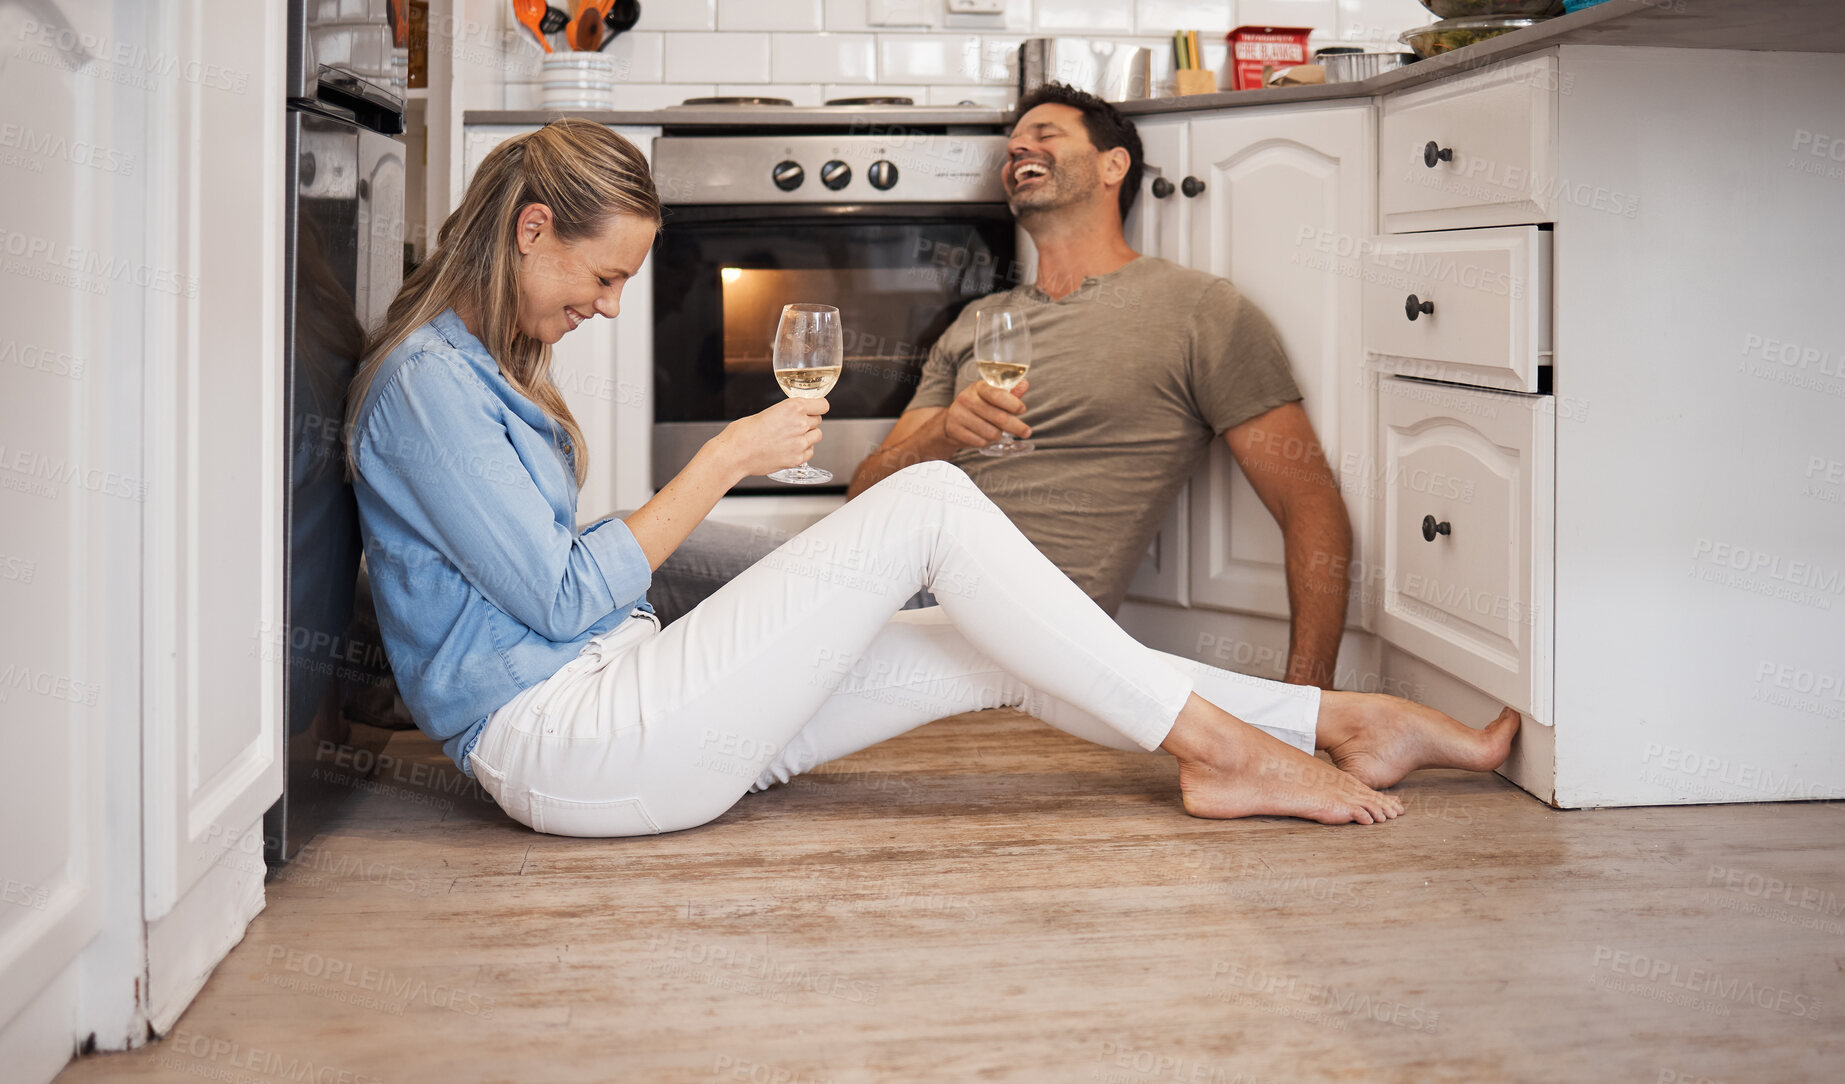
[652,202,1018,492]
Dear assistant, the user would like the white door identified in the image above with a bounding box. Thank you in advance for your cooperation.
[0,0,118,1074]
[1183,105,1371,620]
[137,0,287,1031]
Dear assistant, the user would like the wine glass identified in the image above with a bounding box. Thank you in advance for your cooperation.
[768,303,842,485]
[975,303,1033,457]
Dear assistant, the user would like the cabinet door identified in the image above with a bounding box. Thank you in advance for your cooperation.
[1127,482,1190,607]
[1124,119,1190,605]
[1184,105,1371,620]
[0,0,116,1063]
[1363,226,1552,393]
[1125,117,1188,265]
[139,0,289,1030]
[1374,378,1554,724]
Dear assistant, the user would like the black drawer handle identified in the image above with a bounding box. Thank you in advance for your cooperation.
[1421,514,1451,542]
[1405,294,1434,321]
[1151,176,1174,199]
[1181,175,1205,198]
[1423,140,1453,168]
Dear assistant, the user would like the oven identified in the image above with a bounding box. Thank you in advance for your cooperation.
[650,131,1017,492]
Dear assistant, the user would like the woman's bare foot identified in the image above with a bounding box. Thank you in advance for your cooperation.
[1162,694,1403,825]
[1317,692,1520,790]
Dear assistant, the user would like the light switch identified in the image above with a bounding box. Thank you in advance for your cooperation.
[946,0,1005,13]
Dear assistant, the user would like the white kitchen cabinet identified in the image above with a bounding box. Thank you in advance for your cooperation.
[1182,105,1372,620]
[1123,118,1189,608]
[1379,52,1559,233]
[1361,226,1552,393]
[1125,108,1371,623]
[1,2,288,1078]
[1374,378,1554,724]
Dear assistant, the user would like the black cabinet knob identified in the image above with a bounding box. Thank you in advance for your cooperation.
[1150,176,1174,199]
[1423,140,1453,168]
[1405,294,1434,321]
[1180,175,1205,198]
[1421,514,1451,542]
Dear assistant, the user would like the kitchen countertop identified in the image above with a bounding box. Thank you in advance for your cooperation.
[463,0,1843,130]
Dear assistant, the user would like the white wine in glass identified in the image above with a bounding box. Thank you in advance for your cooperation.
[975,304,1033,457]
[768,303,841,484]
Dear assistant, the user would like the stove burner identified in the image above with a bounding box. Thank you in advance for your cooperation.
[678,96,795,107]
[823,96,915,106]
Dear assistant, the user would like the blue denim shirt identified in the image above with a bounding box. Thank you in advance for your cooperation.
[350,309,653,775]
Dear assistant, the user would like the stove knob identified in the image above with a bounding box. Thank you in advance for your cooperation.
[772,160,804,191]
[820,160,852,190]
[868,159,898,191]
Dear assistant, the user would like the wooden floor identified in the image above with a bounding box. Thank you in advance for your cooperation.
[60,712,1844,1083]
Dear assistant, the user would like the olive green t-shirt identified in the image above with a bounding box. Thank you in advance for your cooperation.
[906,256,1301,615]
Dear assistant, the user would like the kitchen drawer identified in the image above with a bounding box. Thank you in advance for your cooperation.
[1363,226,1551,393]
[1373,377,1553,725]
[1379,53,1558,232]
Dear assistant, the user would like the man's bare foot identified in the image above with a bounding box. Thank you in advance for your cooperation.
[1162,694,1403,825]
[1318,692,1520,790]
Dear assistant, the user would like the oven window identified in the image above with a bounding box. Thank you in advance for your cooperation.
[653,208,1016,423]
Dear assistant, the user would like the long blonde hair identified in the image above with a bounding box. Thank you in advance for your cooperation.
[346,118,660,486]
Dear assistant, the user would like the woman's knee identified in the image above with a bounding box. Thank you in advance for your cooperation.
[870,460,986,508]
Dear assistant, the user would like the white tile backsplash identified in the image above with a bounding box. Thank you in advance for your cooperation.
[602,32,665,84]
[878,33,982,84]
[771,32,879,83]
[612,83,721,110]
[924,84,1014,108]
[719,0,825,32]
[664,32,773,83]
[1338,0,1429,46]
[1035,0,1135,33]
[641,0,719,31]
[473,0,1431,108]
[1236,0,1335,33]
[1136,0,1236,34]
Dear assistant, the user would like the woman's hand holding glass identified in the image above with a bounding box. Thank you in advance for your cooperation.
[716,396,828,481]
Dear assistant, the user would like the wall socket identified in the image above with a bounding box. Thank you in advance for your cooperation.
[946,0,1006,13]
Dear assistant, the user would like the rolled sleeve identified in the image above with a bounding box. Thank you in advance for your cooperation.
[577,515,653,612]
[356,353,645,642]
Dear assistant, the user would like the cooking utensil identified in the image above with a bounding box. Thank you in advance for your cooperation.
[1400,15,1542,58]
[512,0,553,53]
[539,4,570,34]
[599,0,640,48]
[570,0,602,51]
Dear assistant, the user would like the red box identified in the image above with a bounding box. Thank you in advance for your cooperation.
[1227,26,1313,91]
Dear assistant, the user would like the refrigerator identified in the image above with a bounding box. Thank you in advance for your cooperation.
[267,0,408,863]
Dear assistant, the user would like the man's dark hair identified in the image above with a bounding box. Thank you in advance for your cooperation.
[1011,82,1145,223]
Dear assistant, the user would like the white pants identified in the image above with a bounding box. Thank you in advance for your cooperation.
[468,463,1320,837]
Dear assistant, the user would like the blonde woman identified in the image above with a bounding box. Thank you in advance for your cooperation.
[346,119,1517,838]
